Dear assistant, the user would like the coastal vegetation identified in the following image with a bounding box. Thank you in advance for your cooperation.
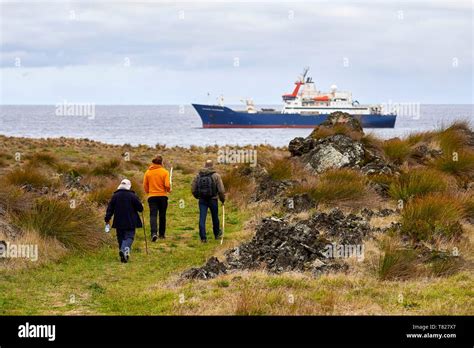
[0,119,472,315]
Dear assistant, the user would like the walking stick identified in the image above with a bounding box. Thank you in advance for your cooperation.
[170,166,173,191]
[220,203,225,245]
[141,211,149,255]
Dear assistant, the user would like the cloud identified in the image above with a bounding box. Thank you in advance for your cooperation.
[0,0,472,104]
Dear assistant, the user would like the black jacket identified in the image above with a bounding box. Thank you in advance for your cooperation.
[105,189,144,230]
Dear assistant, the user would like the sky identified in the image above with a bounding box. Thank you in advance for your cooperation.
[0,0,472,105]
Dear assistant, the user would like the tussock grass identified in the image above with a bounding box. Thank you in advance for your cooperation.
[389,168,451,202]
[28,152,59,167]
[291,169,369,205]
[436,124,469,153]
[433,150,474,178]
[400,194,465,242]
[376,236,420,281]
[16,197,107,251]
[91,158,122,176]
[5,166,54,188]
[222,166,256,207]
[88,179,118,205]
[266,158,292,181]
[0,183,33,214]
[382,138,411,164]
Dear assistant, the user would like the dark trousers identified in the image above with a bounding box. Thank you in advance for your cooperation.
[148,196,168,237]
[199,198,220,241]
[116,229,135,253]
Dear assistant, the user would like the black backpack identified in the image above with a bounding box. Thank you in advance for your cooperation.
[197,173,218,199]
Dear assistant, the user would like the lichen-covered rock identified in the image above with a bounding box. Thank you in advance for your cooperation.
[283,193,315,212]
[302,134,365,173]
[317,111,363,133]
[180,209,384,280]
[181,256,227,280]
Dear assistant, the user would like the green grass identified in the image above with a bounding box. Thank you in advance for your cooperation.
[0,172,247,315]
[382,138,411,164]
[400,194,465,242]
[388,168,450,202]
[292,168,368,204]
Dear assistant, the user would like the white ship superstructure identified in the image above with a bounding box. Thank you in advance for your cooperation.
[281,67,383,115]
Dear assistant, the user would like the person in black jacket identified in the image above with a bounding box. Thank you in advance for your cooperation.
[105,179,144,263]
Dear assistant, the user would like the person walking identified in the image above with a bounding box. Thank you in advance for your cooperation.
[191,160,225,243]
[105,179,144,263]
[143,155,171,241]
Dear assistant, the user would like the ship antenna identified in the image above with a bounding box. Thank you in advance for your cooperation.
[300,66,309,82]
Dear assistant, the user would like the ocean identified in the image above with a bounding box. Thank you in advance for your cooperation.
[0,104,472,147]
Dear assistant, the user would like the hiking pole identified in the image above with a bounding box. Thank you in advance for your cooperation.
[220,203,225,245]
[141,211,149,255]
[170,165,173,191]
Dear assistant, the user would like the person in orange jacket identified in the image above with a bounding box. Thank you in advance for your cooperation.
[143,155,171,241]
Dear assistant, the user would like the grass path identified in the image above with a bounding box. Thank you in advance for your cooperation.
[0,172,248,315]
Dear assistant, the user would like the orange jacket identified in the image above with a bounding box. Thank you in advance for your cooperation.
[143,164,171,197]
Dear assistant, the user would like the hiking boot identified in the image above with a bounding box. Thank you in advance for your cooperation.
[119,251,126,263]
[215,231,223,240]
[200,239,207,243]
[158,235,165,240]
[151,234,158,242]
[124,247,130,262]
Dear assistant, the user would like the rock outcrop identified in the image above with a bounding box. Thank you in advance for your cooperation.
[181,209,390,280]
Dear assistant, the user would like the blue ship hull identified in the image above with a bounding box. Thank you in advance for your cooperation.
[192,104,396,128]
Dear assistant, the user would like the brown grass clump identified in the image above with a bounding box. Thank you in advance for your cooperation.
[222,166,256,208]
[266,158,292,181]
[382,138,411,164]
[28,152,59,167]
[291,169,370,206]
[91,158,122,176]
[16,197,107,251]
[87,179,118,205]
[388,168,451,202]
[433,150,474,179]
[5,166,55,188]
[400,194,465,242]
[375,235,421,281]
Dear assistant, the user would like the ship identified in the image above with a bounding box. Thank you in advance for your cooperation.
[192,67,397,128]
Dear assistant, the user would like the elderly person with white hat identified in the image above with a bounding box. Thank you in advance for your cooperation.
[105,178,144,263]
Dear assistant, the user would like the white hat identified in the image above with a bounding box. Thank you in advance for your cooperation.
[117,178,132,190]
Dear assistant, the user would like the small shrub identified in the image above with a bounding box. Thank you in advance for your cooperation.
[5,166,54,188]
[400,194,465,242]
[382,138,411,164]
[389,168,450,202]
[91,158,122,176]
[17,197,107,251]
